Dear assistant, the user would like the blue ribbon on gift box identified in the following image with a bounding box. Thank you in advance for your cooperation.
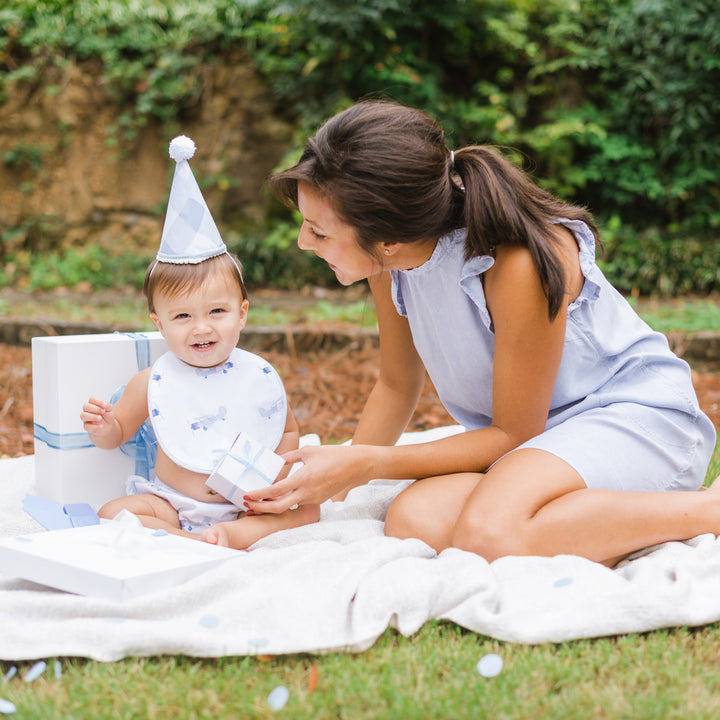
[212,440,274,503]
[33,424,94,450]
[120,330,151,370]
[33,331,158,479]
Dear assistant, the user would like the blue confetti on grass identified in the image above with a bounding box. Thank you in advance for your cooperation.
[267,685,289,711]
[0,698,17,715]
[23,661,46,683]
[54,660,62,679]
[476,653,503,678]
[3,667,16,682]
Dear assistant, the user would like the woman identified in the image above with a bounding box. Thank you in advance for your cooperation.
[243,100,717,566]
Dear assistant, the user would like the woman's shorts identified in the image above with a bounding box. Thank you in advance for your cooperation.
[515,403,716,492]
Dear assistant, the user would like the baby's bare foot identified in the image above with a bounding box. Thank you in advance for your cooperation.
[200,526,224,546]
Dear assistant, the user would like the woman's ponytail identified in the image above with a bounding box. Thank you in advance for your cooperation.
[455,146,598,320]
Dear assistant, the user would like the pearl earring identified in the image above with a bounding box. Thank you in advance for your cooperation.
[384,249,390,255]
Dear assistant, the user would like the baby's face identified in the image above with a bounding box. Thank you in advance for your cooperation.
[150,273,248,368]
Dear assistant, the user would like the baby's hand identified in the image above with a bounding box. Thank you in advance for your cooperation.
[80,396,115,436]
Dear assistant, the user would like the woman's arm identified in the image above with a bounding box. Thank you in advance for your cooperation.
[245,245,568,511]
[484,243,568,447]
[352,272,426,446]
[347,242,569,480]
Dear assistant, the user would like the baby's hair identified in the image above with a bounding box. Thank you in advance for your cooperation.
[143,252,247,314]
[270,99,598,319]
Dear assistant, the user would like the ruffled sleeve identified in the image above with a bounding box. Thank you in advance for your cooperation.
[389,269,407,317]
[551,218,602,310]
[460,255,495,331]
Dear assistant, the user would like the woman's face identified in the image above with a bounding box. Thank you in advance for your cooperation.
[296,182,382,285]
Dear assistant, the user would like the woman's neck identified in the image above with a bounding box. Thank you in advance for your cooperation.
[389,236,440,271]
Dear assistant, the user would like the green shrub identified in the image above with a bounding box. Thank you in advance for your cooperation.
[575,0,720,235]
[0,214,67,259]
[2,0,718,294]
[0,246,152,291]
[228,221,335,289]
[599,219,720,297]
[241,0,586,142]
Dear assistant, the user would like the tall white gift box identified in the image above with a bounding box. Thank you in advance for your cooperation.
[32,332,168,510]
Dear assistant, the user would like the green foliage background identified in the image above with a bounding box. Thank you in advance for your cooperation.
[1,0,718,294]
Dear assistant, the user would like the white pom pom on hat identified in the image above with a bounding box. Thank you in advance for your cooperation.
[156,135,227,264]
[168,135,196,163]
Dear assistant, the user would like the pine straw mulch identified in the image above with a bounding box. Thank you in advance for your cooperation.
[2,341,719,460]
[0,341,454,459]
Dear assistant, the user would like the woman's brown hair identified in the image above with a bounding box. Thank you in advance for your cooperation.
[269,100,599,319]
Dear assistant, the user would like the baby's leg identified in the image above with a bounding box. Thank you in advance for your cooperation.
[202,503,320,549]
[99,494,196,539]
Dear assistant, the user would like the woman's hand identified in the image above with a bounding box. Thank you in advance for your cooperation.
[243,444,375,514]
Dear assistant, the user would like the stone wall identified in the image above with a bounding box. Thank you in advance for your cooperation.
[0,52,293,257]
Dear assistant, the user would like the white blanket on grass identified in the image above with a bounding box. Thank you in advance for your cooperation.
[2,426,720,661]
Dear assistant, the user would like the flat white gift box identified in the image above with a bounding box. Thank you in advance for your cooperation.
[32,332,168,510]
[0,522,238,601]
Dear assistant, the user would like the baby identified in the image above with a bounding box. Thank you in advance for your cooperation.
[80,136,319,548]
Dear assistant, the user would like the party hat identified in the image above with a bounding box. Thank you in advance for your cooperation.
[156,135,227,264]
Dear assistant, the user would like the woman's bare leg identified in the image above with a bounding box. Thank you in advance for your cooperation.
[451,449,719,564]
[386,448,720,564]
[385,472,483,551]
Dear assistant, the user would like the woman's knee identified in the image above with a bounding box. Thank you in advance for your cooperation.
[386,473,486,549]
[449,451,587,560]
[451,514,529,562]
[384,489,421,540]
[384,480,450,544]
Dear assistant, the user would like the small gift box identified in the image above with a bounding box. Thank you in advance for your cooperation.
[205,432,286,506]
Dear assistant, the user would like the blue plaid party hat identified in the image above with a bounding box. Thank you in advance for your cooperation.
[156,136,226,264]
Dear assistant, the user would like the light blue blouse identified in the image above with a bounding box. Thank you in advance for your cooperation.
[390,219,716,491]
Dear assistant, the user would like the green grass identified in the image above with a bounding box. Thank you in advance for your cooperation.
[0,291,377,330]
[0,446,718,720]
[249,299,377,328]
[0,293,153,329]
[630,297,720,334]
[1,291,719,334]
[3,621,720,719]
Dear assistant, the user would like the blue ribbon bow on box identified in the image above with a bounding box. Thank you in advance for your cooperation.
[205,433,285,506]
